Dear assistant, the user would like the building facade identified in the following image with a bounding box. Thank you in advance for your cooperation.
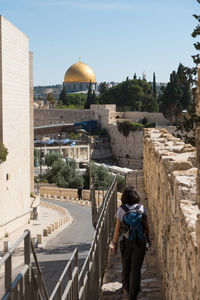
[0,16,33,238]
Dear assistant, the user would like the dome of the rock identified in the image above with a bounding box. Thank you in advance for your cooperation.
[64,62,96,83]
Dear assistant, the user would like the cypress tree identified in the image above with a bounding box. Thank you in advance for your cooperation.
[153,72,157,99]
[177,63,191,109]
[85,81,92,109]
[59,86,68,105]
[91,90,97,104]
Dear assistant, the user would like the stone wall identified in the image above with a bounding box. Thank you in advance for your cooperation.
[107,124,143,169]
[125,169,145,197]
[143,128,200,300]
[121,111,169,126]
[34,108,95,126]
[0,16,31,238]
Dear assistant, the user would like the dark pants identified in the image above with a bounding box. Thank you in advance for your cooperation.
[120,239,146,300]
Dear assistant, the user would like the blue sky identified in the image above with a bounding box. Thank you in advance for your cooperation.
[1,0,199,85]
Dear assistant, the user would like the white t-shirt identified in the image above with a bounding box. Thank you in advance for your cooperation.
[117,203,146,222]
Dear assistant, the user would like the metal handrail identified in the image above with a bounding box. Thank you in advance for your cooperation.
[78,176,117,300]
[0,229,49,300]
[1,177,117,300]
[31,239,49,299]
[49,248,78,300]
[48,176,117,300]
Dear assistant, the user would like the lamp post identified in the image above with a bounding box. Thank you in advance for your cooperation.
[76,129,93,190]
[57,133,63,156]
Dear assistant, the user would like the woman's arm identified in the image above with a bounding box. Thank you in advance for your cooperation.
[112,218,121,254]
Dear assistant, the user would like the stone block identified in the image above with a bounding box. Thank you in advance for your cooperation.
[54,221,58,229]
[3,240,10,252]
[36,234,42,244]
[43,229,48,237]
[51,224,54,231]
[47,226,51,234]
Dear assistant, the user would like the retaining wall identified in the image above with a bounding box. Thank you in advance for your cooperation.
[107,124,143,169]
[143,128,200,300]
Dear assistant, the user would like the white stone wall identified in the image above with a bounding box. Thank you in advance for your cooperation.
[143,128,200,300]
[0,16,31,238]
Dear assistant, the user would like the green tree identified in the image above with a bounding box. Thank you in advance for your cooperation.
[85,81,93,109]
[176,101,200,145]
[46,159,65,184]
[59,86,68,105]
[45,158,84,188]
[66,93,87,107]
[98,77,156,112]
[153,72,157,99]
[177,63,191,109]
[45,153,61,167]
[83,163,114,189]
[160,71,183,123]
[99,82,108,94]
[116,175,125,192]
[175,1,200,144]
[91,90,97,104]
[192,3,200,66]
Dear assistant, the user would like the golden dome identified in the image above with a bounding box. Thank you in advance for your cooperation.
[64,62,96,83]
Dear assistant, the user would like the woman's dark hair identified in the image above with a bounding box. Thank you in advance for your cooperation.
[121,186,140,205]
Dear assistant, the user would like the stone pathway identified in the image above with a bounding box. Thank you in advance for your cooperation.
[100,189,164,299]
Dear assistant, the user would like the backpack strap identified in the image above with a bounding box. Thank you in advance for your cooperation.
[135,203,142,210]
[120,204,130,213]
[121,203,142,212]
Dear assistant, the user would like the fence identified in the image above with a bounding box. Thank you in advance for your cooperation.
[0,230,48,300]
[49,177,117,300]
[1,177,117,300]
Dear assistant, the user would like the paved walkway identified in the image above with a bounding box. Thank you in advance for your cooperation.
[100,194,164,300]
[0,201,72,254]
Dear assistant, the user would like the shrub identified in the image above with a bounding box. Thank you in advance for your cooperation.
[144,122,156,128]
[0,143,8,163]
[118,121,143,137]
[116,175,125,192]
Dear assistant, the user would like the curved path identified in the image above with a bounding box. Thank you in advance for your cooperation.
[37,199,94,295]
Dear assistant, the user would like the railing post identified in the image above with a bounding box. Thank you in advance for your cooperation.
[19,276,24,300]
[24,230,31,300]
[74,250,79,300]
[57,282,62,300]
[5,253,12,296]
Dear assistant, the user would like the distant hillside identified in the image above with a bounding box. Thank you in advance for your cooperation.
[34,84,62,100]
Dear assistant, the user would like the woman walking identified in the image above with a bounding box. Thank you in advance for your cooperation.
[112,186,150,300]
